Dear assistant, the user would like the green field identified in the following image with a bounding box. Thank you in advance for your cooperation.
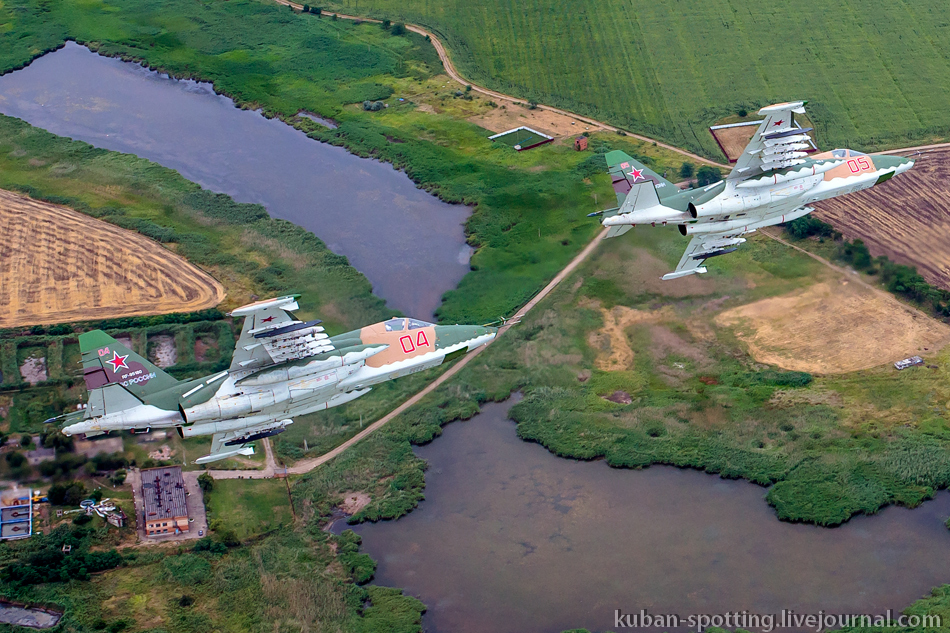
[328,0,950,157]
[205,479,294,540]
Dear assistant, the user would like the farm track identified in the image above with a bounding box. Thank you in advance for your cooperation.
[205,227,610,480]
[204,2,950,482]
[0,189,225,328]
[268,1,728,167]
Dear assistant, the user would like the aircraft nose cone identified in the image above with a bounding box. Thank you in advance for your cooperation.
[897,158,914,174]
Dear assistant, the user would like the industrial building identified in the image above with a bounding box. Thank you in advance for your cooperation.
[140,466,189,536]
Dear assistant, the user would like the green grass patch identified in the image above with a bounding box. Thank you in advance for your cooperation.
[325,0,950,157]
[205,479,293,541]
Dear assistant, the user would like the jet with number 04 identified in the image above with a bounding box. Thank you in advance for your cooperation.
[590,101,915,279]
[59,296,496,464]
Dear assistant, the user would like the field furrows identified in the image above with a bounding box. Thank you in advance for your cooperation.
[0,189,225,327]
[813,149,950,291]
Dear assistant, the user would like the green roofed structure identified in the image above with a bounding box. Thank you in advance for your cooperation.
[489,126,553,151]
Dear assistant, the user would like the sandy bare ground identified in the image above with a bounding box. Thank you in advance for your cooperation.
[19,356,47,385]
[148,335,177,368]
[339,492,371,514]
[588,305,670,371]
[715,278,950,374]
[0,189,225,328]
[812,147,950,291]
[469,104,603,138]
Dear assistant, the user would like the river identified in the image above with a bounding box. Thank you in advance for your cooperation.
[346,399,950,633]
[0,42,472,318]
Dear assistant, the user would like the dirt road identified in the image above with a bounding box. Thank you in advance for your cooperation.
[267,1,726,167]
[206,227,609,480]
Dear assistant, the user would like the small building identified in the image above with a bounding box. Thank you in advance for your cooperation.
[574,136,588,151]
[107,509,127,528]
[895,356,924,370]
[141,466,189,537]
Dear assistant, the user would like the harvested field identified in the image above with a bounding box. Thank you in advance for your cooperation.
[812,147,950,291]
[715,278,950,374]
[0,189,225,328]
[468,104,602,138]
[710,124,757,163]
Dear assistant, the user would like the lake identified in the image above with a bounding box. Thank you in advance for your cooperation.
[0,42,472,318]
[347,399,950,633]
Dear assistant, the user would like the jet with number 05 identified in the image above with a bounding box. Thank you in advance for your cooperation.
[59,296,496,464]
[590,101,914,280]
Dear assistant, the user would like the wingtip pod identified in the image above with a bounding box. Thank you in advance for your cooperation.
[230,295,300,316]
[195,446,255,465]
[758,100,807,115]
[662,267,707,281]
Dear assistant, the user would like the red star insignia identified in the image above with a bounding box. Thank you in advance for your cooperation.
[773,119,784,126]
[261,316,275,323]
[629,168,644,181]
[107,351,129,373]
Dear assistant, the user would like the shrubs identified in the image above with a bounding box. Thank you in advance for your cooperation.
[2,524,123,584]
[47,481,87,506]
[336,530,376,583]
[785,215,839,240]
[363,100,385,111]
[695,165,721,187]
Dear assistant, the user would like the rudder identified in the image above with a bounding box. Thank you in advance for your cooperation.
[79,330,179,400]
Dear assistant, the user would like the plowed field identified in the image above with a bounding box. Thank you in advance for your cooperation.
[0,189,224,327]
[813,148,950,291]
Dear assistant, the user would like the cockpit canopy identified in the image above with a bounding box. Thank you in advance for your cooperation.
[383,317,434,332]
[831,149,867,159]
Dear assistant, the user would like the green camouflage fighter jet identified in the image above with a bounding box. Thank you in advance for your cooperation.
[61,296,496,464]
[591,101,914,279]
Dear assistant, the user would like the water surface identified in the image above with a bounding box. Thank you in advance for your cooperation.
[350,400,950,633]
[0,42,471,318]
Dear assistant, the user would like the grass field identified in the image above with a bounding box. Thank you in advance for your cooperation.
[365,227,950,528]
[0,189,225,328]
[813,147,950,292]
[327,0,950,157]
[205,479,293,540]
[0,0,691,325]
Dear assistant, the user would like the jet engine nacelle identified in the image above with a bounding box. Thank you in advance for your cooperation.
[180,366,356,424]
[688,195,746,219]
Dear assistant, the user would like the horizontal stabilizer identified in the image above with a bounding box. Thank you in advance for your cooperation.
[605,224,633,238]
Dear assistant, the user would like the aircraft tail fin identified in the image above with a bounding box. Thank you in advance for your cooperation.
[79,330,179,402]
[606,150,677,203]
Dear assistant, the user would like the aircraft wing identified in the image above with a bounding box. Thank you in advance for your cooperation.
[606,150,677,204]
[662,232,746,281]
[728,101,817,180]
[229,295,334,371]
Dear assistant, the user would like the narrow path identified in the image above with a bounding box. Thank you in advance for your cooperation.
[206,228,608,480]
[269,0,726,167]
